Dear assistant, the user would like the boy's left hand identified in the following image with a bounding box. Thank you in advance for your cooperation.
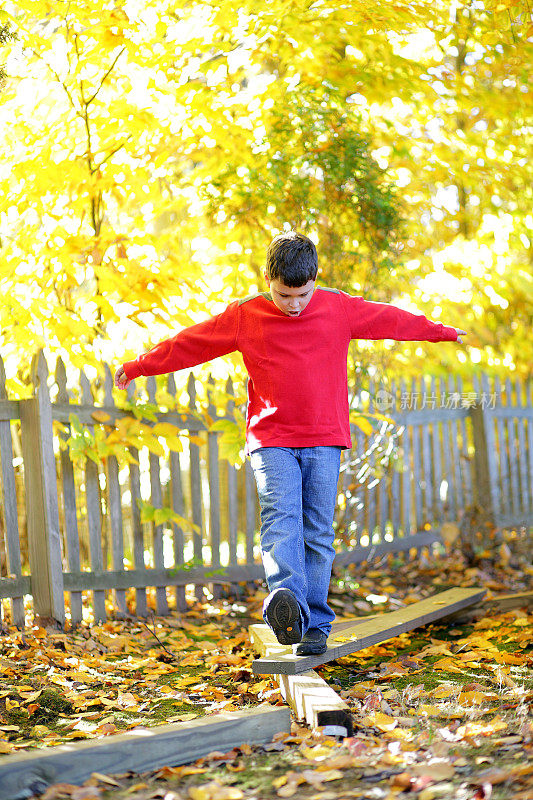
[455,328,467,343]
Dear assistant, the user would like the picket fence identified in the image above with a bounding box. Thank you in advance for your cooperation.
[0,352,531,628]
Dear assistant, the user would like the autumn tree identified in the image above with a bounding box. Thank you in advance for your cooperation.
[1,0,531,401]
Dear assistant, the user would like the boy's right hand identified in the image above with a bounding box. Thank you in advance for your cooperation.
[114,366,131,390]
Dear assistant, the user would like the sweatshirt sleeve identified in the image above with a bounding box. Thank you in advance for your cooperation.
[339,291,458,342]
[123,300,240,380]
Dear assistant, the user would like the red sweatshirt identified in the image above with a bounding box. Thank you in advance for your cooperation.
[123,287,458,455]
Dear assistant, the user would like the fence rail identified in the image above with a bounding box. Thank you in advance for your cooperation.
[0,352,531,627]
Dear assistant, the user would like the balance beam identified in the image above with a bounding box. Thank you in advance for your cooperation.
[252,587,486,675]
[250,624,353,737]
[0,706,290,800]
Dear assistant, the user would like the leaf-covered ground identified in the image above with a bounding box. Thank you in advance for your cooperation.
[1,530,532,800]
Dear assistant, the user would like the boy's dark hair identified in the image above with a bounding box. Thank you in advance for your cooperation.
[266,231,318,287]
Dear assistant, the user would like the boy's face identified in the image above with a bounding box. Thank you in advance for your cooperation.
[264,272,316,318]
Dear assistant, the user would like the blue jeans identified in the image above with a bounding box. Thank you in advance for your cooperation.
[249,446,342,636]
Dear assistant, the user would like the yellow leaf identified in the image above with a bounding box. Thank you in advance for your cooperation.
[457,691,498,705]
[0,740,14,753]
[300,744,336,760]
[431,686,459,699]
[350,415,373,435]
[189,783,244,800]
[432,658,462,673]
[419,704,441,716]
[457,716,507,738]
[363,712,398,731]
[92,411,111,422]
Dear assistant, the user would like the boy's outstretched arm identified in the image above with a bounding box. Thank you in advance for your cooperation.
[340,292,465,344]
[114,301,239,390]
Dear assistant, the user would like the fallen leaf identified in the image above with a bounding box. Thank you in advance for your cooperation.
[189,782,244,800]
[362,712,398,731]
[411,760,455,781]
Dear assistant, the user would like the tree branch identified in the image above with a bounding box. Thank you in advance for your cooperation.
[85,46,126,106]
[29,48,79,114]
[92,135,133,172]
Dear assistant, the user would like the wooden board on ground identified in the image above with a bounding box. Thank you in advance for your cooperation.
[446,590,533,622]
[252,587,486,675]
[250,625,352,737]
[483,590,533,610]
[0,706,290,800]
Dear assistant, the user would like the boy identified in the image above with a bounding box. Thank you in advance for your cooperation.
[115,231,466,655]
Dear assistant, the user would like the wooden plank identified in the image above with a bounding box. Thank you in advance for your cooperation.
[482,590,533,611]
[104,366,127,616]
[399,378,412,537]
[52,403,235,429]
[420,377,432,528]
[332,531,440,568]
[81,371,106,623]
[252,587,486,675]
[493,376,507,522]
[0,357,24,626]
[430,377,443,523]
[245,459,256,565]
[527,380,533,521]
[351,374,365,544]
[505,377,520,518]
[207,376,222,600]
[514,376,529,517]
[0,705,290,800]
[19,352,65,626]
[0,399,21,421]
[390,380,400,538]
[356,430,367,545]
[250,625,352,737]
[55,359,83,626]
[439,377,455,522]
[167,373,187,612]
[411,378,423,530]
[127,381,147,617]
[188,372,204,602]
[376,382,388,542]
[0,576,32,599]
[447,374,464,515]
[226,378,239,570]
[445,590,533,623]
[62,563,265,591]
[147,376,169,616]
[457,376,473,507]
[366,379,377,542]
[489,405,533,421]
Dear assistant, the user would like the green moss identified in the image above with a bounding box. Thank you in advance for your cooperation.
[33,689,73,725]
[2,688,74,737]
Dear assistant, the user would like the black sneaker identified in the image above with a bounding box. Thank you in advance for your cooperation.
[294,627,328,656]
[264,588,302,645]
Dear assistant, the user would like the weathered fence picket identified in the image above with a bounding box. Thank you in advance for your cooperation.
[56,359,83,626]
[19,353,65,625]
[0,353,532,627]
[187,372,204,603]
[0,358,24,627]
[207,376,222,600]
[167,373,187,612]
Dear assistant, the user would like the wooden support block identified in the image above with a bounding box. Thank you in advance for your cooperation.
[446,590,533,623]
[252,587,486,675]
[483,591,533,611]
[0,706,290,800]
[250,625,352,737]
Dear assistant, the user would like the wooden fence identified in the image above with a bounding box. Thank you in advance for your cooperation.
[0,352,531,627]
